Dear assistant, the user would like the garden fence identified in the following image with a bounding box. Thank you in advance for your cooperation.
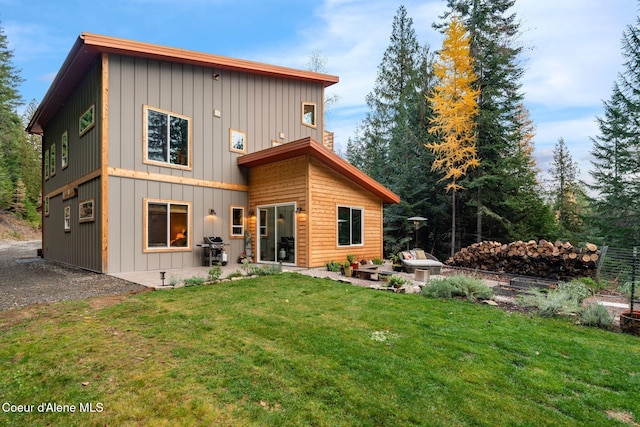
[598,246,639,311]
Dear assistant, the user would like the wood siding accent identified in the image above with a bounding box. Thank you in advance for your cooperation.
[308,157,383,267]
[101,53,109,272]
[108,167,248,192]
[247,157,308,266]
[41,61,103,272]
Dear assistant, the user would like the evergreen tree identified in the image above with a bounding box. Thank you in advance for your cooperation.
[347,5,444,256]
[438,0,540,245]
[588,83,640,247]
[0,22,41,225]
[549,138,583,237]
[427,16,480,256]
[0,24,23,113]
[21,100,42,204]
[587,6,640,247]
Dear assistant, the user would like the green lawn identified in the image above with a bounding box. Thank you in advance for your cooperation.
[0,273,638,426]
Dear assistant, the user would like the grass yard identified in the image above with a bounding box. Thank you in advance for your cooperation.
[0,273,639,426]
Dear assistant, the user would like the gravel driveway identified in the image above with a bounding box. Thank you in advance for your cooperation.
[0,240,145,311]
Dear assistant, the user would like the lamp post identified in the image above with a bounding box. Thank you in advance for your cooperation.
[407,216,427,249]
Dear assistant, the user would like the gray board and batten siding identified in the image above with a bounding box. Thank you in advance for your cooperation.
[42,61,103,272]
[106,54,326,273]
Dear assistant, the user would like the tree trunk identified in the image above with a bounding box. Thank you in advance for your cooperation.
[451,188,456,258]
[477,186,482,243]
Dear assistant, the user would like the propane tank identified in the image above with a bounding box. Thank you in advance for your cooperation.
[221,250,228,266]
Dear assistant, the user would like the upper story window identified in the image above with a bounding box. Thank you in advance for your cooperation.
[302,102,317,128]
[144,106,191,169]
[337,206,363,246]
[79,104,95,137]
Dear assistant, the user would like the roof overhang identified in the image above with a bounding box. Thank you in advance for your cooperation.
[27,33,339,134]
[238,137,400,204]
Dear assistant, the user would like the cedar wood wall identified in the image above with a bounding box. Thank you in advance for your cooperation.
[248,156,383,268]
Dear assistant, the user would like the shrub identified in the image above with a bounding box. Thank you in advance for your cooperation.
[208,265,222,282]
[572,276,607,294]
[226,270,244,279]
[580,303,614,329]
[556,280,592,303]
[517,288,582,317]
[618,282,636,300]
[183,276,206,286]
[246,264,282,276]
[387,275,409,288]
[373,257,384,265]
[326,261,342,272]
[422,276,493,302]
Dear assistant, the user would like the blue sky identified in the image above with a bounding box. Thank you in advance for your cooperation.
[2,0,637,185]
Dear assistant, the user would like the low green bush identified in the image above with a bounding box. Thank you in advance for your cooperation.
[373,257,384,265]
[572,276,607,294]
[580,303,614,329]
[618,281,636,300]
[183,276,206,286]
[246,263,282,276]
[556,280,592,303]
[387,275,409,288]
[422,276,493,302]
[208,265,222,282]
[326,260,342,272]
[226,270,244,279]
[517,288,582,317]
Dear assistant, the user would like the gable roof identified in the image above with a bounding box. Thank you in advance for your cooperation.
[27,33,339,134]
[238,137,400,204]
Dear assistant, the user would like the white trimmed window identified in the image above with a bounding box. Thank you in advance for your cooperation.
[337,206,363,246]
[230,206,245,238]
[302,102,317,128]
[144,106,191,168]
[145,199,191,251]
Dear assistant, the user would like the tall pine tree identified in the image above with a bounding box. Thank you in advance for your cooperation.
[0,23,40,224]
[550,138,583,237]
[588,58,640,247]
[437,0,546,245]
[347,6,444,256]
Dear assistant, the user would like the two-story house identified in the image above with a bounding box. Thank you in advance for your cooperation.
[27,33,399,274]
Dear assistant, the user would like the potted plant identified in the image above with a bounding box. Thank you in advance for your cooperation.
[346,254,358,270]
[388,252,403,272]
[343,261,353,277]
[620,280,639,336]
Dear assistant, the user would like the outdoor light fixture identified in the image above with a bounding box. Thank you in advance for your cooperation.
[209,208,216,216]
[407,216,427,248]
[295,207,304,213]
[248,209,255,216]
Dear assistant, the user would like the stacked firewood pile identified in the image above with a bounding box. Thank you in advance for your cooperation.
[446,240,600,280]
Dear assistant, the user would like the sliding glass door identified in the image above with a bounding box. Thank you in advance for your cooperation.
[257,204,296,264]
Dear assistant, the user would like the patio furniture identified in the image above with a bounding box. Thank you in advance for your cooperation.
[353,264,381,280]
[400,249,443,274]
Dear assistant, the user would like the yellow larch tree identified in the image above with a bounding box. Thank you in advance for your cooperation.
[427,16,480,257]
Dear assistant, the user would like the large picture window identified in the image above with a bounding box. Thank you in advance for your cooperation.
[337,206,363,246]
[144,199,191,251]
[144,106,191,169]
